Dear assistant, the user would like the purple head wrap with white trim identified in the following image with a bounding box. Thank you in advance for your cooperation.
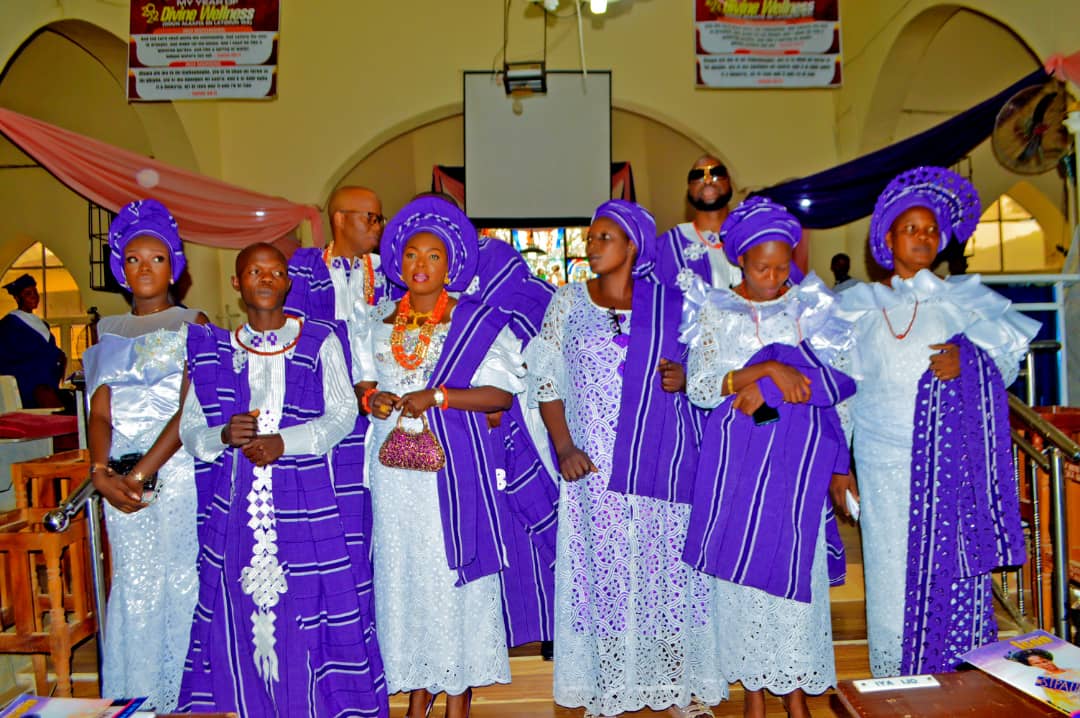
[721,196,804,282]
[381,196,479,292]
[592,199,656,278]
[108,198,186,289]
[869,166,981,270]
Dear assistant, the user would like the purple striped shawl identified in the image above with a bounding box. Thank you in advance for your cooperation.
[606,279,703,504]
[653,226,714,289]
[900,334,1025,674]
[682,341,854,603]
[180,321,387,718]
[420,300,560,627]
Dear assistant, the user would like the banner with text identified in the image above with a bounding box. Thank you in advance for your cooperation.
[128,0,279,101]
[695,0,842,88]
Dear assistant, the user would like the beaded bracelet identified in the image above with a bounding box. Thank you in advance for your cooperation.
[361,387,377,414]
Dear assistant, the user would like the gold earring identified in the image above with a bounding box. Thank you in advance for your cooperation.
[444,276,450,286]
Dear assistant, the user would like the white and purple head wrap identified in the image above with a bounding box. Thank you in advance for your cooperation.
[869,166,980,270]
[721,196,803,280]
[591,199,656,278]
[108,198,186,289]
[381,196,479,292]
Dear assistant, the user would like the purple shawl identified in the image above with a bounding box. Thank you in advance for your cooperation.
[420,299,560,641]
[682,341,854,603]
[179,321,387,717]
[653,226,714,289]
[900,333,1025,674]
[606,279,703,503]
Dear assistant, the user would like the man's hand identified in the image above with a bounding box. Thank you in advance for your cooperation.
[222,410,259,447]
[242,434,285,467]
[657,359,686,393]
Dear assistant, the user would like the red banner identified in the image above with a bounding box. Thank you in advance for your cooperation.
[695,0,842,89]
[128,0,279,101]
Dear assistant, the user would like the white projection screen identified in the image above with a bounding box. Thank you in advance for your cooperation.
[464,71,611,225]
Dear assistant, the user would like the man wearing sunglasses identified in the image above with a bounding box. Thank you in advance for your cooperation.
[654,155,743,292]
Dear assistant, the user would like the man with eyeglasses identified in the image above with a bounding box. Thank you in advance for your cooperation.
[653,155,743,292]
[286,185,388,393]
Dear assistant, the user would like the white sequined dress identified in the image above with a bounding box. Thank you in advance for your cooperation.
[82,307,201,711]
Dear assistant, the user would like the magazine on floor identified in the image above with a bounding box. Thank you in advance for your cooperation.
[962,629,1080,716]
[0,694,146,718]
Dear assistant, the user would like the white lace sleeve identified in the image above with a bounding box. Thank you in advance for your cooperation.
[526,285,573,404]
[686,301,729,409]
[832,350,854,447]
[472,327,526,395]
[947,275,1040,386]
[179,387,227,462]
[278,333,360,456]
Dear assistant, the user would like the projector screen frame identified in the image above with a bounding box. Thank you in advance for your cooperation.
[463,69,612,229]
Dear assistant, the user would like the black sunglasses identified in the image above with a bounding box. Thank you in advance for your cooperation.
[687,164,728,183]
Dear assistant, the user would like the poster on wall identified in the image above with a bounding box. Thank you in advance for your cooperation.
[695,0,842,89]
[128,0,279,101]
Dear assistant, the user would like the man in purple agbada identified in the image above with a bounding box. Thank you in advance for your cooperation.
[178,243,387,717]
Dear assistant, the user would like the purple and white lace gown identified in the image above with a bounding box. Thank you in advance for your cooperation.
[529,281,720,716]
[684,273,846,697]
[83,307,201,712]
[837,270,1037,677]
[366,317,525,696]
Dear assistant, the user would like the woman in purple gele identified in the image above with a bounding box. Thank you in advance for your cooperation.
[529,199,720,718]
[837,166,1038,677]
[682,196,854,718]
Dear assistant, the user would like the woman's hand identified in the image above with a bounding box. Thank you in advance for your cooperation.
[396,389,437,418]
[765,361,812,403]
[830,472,859,524]
[91,465,145,513]
[731,382,766,416]
[369,391,401,420]
[928,343,960,381]
[242,434,285,467]
[657,358,686,393]
[556,444,598,481]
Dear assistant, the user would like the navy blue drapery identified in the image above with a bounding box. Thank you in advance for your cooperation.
[754,68,1050,229]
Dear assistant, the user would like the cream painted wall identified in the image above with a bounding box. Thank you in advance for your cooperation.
[2,0,1078,304]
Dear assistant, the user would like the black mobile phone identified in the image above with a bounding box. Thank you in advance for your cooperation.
[752,403,781,426]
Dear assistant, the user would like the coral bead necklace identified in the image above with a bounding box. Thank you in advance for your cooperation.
[390,290,449,369]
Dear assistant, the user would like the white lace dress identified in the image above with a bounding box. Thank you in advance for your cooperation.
[367,316,525,696]
[837,270,1038,677]
[83,307,201,711]
[683,274,849,697]
[529,281,722,716]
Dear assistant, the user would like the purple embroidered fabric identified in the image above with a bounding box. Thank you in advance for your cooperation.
[900,333,1025,674]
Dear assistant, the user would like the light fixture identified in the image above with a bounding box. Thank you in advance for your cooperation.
[503,61,547,95]
[589,0,607,12]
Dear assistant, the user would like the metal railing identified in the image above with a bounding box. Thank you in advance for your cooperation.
[1007,392,1080,640]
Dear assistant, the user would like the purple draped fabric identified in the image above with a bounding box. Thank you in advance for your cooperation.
[606,280,702,503]
[179,322,387,718]
[755,68,1048,228]
[682,342,854,603]
[421,299,560,641]
[652,226,715,289]
[900,334,1025,674]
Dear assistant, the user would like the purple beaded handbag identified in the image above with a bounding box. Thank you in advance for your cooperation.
[378,414,446,472]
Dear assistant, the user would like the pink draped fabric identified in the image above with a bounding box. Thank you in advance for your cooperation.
[1044,50,1080,85]
[0,107,324,248]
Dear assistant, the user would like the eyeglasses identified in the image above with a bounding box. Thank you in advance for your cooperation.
[687,164,728,183]
[337,209,387,227]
